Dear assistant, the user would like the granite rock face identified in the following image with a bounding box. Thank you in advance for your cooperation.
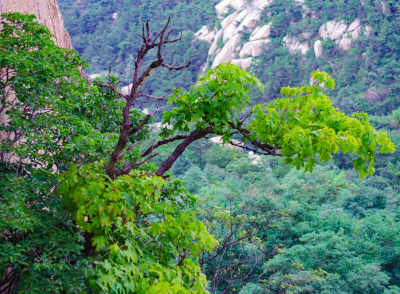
[0,0,72,49]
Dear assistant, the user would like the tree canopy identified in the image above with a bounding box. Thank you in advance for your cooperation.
[0,12,395,293]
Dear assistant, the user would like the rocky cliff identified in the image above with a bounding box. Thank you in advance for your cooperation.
[0,0,72,49]
[196,0,374,70]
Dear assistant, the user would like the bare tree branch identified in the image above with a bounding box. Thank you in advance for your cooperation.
[128,107,163,136]
[141,135,187,158]
[94,82,128,100]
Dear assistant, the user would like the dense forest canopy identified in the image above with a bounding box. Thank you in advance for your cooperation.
[1,0,400,292]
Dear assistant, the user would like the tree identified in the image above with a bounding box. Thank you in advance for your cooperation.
[0,12,395,293]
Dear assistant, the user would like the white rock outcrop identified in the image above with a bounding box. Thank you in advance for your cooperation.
[208,30,224,55]
[231,57,253,70]
[196,0,275,70]
[319,20,348,41]
[239,39,269,58]
[216,0,245,15]
[318,19,366,52]
[212,33,241,67]
[195,25,216,43]
[283,35,309,55]
[313,39,322,58]
[221,11,239,29]
[249,23,271,41]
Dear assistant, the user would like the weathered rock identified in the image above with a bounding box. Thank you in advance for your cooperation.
[221,11,239,30]
[88,74,101,80]
[348,19,361,33]
[314,39,322,58]
[0,0,72,165]
[239,39,268,58]
[231,57,253,70]
[348,19,361,39]
[208,30,223,55]
[283,35,309,55]
[223,22,238,43]
[216,0,245,15]
[338,36,352,50]
[319,20,348,41]
[234,9,260,35]
[364,25,373,37]
[121,83,132,95]
[250,23,271,41]
[251,0,273,10]
[195,25,216,43]
[380,1,388,15]
[212,33,241,67]
[0,0,72,49]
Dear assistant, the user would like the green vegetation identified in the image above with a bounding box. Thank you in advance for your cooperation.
[58,0,217,95]
[1,6,399,294]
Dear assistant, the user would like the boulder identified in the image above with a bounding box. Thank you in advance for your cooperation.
[338,37,352,50]
[215,0,245,15]
[314,39,322,58]
[319,20,348,41]
[221,11,239,30]
[212,33,242,67]
[348,19,361,40]
[231,57,253,70]
[249,23,271,41]
[209,30,223,55]
[234,9,261,35]
[348,19,361,32]
[283,35,309,55]
[364,25,373,37]
[239,39,269,58]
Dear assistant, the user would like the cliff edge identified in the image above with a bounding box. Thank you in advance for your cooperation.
[0,0,72,49]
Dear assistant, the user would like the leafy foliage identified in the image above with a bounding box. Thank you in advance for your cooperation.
[57,161,216,293]
[0,164,89,293]
[0,13,122,173]
[250,71,395,177]
[1,11,397,294]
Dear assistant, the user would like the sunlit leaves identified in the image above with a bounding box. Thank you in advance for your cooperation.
[57,161,217,293]
[250,71,395,177]
[163,62,263,140]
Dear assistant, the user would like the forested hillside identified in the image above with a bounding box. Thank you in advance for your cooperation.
[56,1,400,292]
[58,0,217,96]
[58,0,400,174]
[1,0,399,293]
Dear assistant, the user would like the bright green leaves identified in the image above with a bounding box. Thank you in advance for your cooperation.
[310,71,335,90]
[57,162,217,293]
[0,13,122,172]
[250,71,394,177]
[163,62,263,140]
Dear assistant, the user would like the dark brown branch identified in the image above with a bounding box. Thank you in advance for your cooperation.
[162,61,191,72]
[118,141,140,160]
[106,18,192,179]
[138,94,166,101]
[141,134,187,158]
[115,152,161,176]
[94,82,128,100]
[129,107,162,136]
[229,122,282,156]
[155,127,212,177]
